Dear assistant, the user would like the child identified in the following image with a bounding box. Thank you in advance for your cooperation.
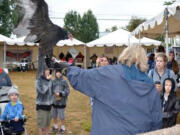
[51,69,70,134]
[155,81,162,94]
[162,78,180,128]
[0,86,24,133]
[36,68,53,135]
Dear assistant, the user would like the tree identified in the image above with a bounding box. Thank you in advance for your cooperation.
[0,0,19,36]
[126,16,146,32]
[64,11,81,40]
[164,0,176,6]
[79,10,99,43]
[105,25,118,32]
[64,10,99,43]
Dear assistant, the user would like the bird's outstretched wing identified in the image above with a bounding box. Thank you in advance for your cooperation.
[14,0,68,54]
[13,0,69,77]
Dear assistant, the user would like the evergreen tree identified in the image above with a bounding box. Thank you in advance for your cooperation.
[0,0,19,36]
[126,16,146,32]
[64,10,99,43]
[64,10,81,40]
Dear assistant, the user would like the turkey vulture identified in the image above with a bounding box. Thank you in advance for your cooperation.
[13,0,69,77]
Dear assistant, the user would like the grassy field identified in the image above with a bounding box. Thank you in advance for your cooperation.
[8,70,180,135]
[9,71,91,135]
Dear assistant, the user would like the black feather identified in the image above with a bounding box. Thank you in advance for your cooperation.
[13,0,69,77]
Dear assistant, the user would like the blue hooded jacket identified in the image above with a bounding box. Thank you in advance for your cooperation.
[66,64,162,135]
[0,101,23,121]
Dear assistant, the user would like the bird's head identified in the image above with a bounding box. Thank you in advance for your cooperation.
[57,27,69,40]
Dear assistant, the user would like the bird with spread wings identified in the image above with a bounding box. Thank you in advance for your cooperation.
[13,0,69,77]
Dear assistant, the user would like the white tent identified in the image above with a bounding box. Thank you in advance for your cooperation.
[87,29,161,47]
[0,34,12,68]
[0,35,86,68]
[132,3,180,54]
[6,36,36,46]
[57,38,84,46]
[0,34,12,43]
[2,36,84,46]
[132,4,180,38]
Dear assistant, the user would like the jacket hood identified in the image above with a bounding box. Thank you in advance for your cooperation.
[162,78,176,95]
[121,64,154,96]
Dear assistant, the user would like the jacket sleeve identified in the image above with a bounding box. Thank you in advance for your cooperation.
[148,69,153,80]
[15,103,23,119]
[150,87,162,130]
[36,79,50,94]
[60,80,70,97]
[52,80,55,94]
[163,97,180,118]
[171,97,180,114]
[0,104,8,121]
[66,66,103,98]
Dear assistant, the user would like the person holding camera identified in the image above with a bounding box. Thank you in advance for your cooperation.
[36,68,53,135]
[51,69,70,134]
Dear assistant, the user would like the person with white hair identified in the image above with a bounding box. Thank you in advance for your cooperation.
[46,45,162,135]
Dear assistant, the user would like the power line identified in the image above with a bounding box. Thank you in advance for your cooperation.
[50,16,130,21]
[49,10,153,17]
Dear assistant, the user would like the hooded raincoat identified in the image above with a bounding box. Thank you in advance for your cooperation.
[66,64,162,135]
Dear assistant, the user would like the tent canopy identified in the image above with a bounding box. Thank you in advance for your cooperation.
[132,4,180,38]
[56,38,84,46]
[87,29,161,47]
[0,34,12,43]
[0,35,84,46]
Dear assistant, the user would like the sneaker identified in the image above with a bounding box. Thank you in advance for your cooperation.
[51,127,58,133]
[59,128,66,134]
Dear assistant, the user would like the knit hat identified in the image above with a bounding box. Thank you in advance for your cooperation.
[8,86,19,96]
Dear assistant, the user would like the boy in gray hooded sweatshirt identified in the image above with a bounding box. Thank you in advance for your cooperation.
[36,68,53,135]
[51,69,70,134]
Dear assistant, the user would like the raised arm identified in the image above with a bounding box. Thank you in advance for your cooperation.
[66,66,103,98]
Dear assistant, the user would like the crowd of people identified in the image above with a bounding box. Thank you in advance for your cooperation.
[0,45,180,135]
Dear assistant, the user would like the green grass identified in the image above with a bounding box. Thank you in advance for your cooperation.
[9,70,91,135]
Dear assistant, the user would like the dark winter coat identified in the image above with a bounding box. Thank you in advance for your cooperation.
[162,94,180,128]
[161,78,180,128]
[36,75,53,110]
[52,76,70,108]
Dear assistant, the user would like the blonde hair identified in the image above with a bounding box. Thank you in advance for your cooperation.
[155,52,168,63]
[118,45,147,72]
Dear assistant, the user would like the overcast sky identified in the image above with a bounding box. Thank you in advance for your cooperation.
[45,0,168,32]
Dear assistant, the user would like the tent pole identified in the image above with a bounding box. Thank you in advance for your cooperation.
[84,44,87,69]
[174,37,177,59]
[164,8,169,56]
[128,34,130,46]
[3,42,7,68]
[138,32,141,45]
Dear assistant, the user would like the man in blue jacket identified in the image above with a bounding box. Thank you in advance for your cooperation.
[46,45,162,135]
